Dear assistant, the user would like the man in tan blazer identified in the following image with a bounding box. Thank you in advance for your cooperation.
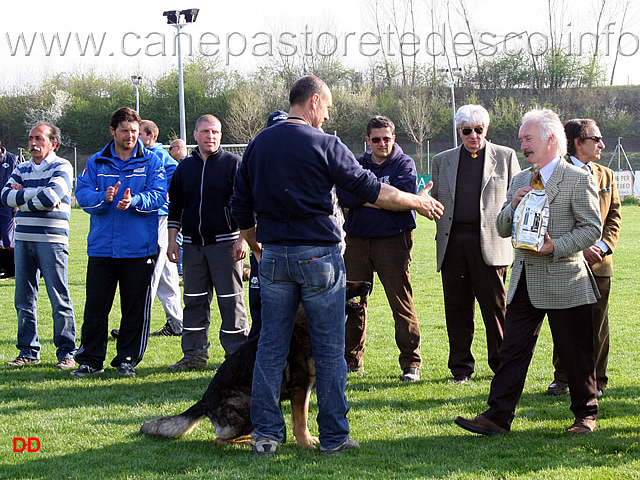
[547,119,621,397]
[431,105,520,383]
[455,108,601,436]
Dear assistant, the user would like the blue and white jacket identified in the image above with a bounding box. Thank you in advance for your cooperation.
[147,143,178,216]
[75,140,166,258]
[1,152,73,244]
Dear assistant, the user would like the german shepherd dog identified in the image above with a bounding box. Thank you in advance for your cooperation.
[140,280,370,447]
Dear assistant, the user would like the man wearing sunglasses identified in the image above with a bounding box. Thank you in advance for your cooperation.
[546,119,621,398]
[431,104,520,384]
[337,115,422,382]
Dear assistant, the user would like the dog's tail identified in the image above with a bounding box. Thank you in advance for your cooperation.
[140,399,207,438]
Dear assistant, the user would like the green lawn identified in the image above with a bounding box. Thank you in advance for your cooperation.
[1,206,639,480]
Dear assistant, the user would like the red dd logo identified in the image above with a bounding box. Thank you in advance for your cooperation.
[13,437,41,452]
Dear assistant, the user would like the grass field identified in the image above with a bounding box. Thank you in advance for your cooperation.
[1,206,640,480]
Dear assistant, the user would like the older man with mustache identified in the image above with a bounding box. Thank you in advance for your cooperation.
[455,109,602,436]
[1,122,77,369]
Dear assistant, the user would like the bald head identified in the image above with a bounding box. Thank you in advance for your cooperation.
[169,138,187,161]
[289,76,329,107]
[288,76,332,130]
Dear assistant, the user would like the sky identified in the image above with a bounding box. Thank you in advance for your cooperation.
[2,0,639,91]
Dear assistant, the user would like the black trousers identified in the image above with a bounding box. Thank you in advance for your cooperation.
[553,275,610,391]
[441,232,507,377]
[483,273,598,430]
[75,256,155,369]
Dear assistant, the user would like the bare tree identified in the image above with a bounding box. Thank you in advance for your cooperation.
[455,0,482,88]
[397,87,443,174]
[224,81,271,143]
[609,0,634,85]
[545,0,569,89]
[585,0,609,87]
[364,0,395,87]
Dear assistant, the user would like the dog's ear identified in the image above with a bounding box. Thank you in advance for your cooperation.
[345,280,371,299]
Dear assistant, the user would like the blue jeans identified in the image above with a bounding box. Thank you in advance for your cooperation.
[251,244,350,450]
[14,240,76,360]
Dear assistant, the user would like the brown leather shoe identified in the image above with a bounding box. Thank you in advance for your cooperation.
[568,418,596,434]
[454,414,508,435]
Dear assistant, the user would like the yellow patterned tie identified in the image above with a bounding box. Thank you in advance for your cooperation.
[530,170,544,190]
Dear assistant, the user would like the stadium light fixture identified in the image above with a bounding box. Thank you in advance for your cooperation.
[439,68,463,148]
[163,8,200,141]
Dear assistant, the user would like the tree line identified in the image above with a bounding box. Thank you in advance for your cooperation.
[1,54,638,174]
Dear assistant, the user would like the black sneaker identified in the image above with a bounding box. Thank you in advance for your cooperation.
[151,323,181,337]
[111,329,119,339]
[117,362,136,377]
[70,364,104,377]
[320,436,360,455]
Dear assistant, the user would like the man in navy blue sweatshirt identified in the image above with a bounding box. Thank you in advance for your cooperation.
[231,75,443,456]
[337,116,421,382]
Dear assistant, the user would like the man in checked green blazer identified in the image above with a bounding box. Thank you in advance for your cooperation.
[455,108,602,436]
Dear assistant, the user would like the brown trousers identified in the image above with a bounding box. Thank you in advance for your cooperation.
[343,231,421,371]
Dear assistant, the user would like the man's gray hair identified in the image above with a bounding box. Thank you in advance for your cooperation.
[521,109,567,157]
[32,121,61,151]
[455,104,490,129]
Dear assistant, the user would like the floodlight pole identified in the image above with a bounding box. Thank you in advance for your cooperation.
[176,23,186,141]
[439,68,462,148]
[164,9,199,142]
[131,76,142,113]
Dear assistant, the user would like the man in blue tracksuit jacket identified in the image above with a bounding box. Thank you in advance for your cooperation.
[72,107,166,378]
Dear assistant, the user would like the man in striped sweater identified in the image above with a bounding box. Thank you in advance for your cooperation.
[1,122,76,370]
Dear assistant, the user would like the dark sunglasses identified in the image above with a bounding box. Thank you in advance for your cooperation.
[370,136,393,144]
[581,136,603,143]
[461,126,484,136]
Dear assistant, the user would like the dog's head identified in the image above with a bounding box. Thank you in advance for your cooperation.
[345,281,371,315]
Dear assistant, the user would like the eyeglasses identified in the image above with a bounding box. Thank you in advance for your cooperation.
[370,136,393,144]
[461,126,484,136]
[581,136,603,144]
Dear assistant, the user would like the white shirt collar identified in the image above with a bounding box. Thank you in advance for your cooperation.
[538,156,562,186]
[30,151,56,170]
[569,155,592,172]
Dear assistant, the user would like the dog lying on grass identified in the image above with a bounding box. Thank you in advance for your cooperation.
[140,280,370,447]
